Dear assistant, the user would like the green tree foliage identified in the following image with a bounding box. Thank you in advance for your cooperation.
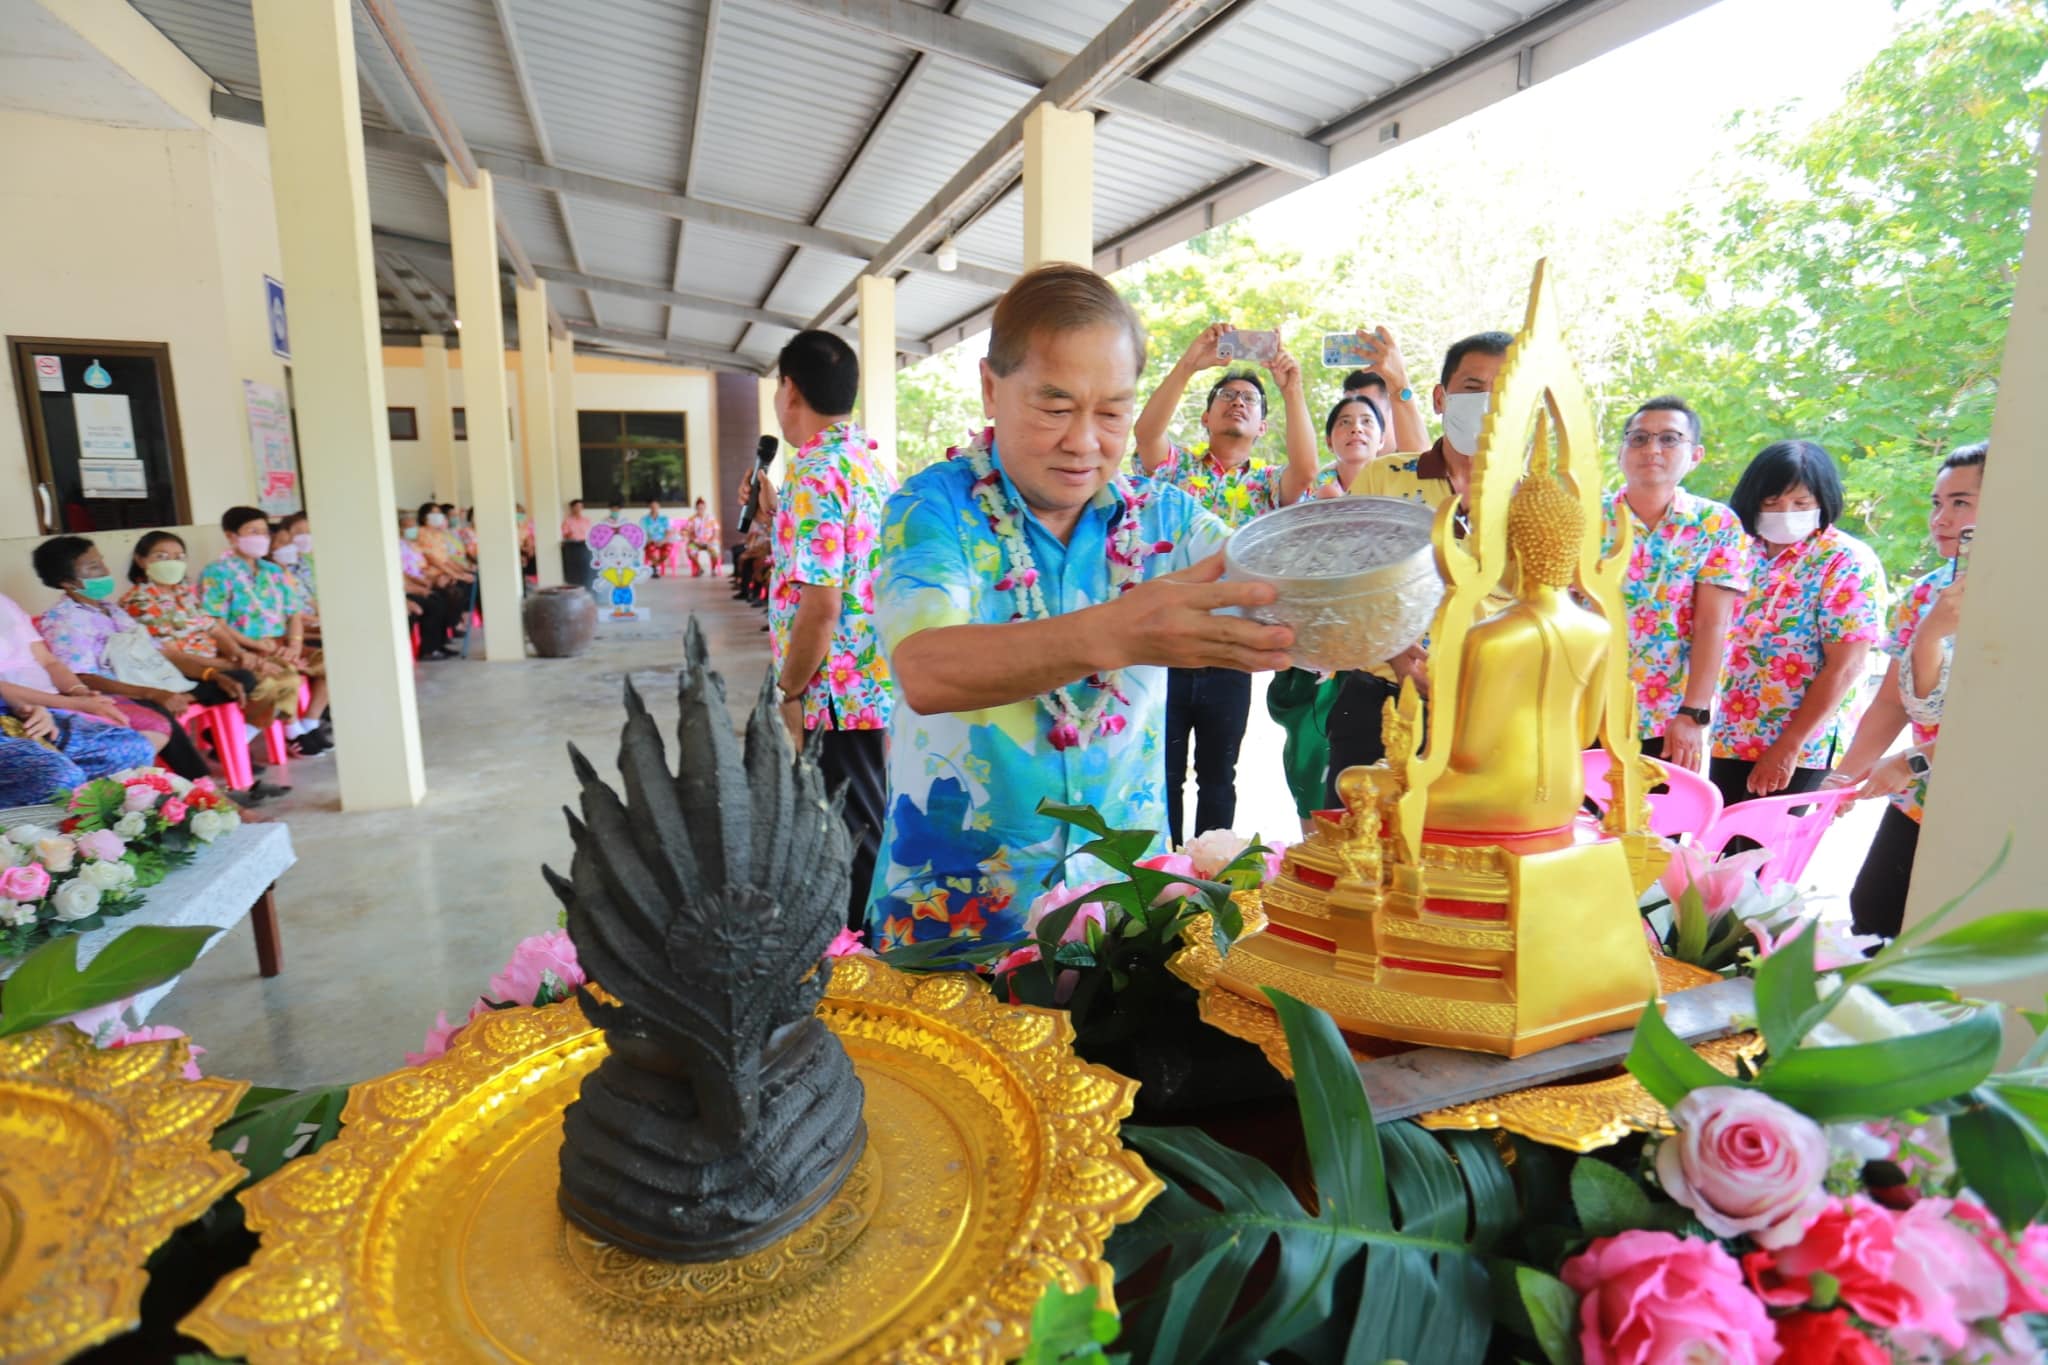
[893,349,984,479]
[1629,0,2046,580]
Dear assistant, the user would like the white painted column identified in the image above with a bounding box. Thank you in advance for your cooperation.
[551,335,580,506]
[420,332,458,504]
[250,0,423,808]
[446,168,525,661]
[1903,114,2048,1043]
[857,274,897,481]
[1022,103,1094,269]
[516,284,561,586]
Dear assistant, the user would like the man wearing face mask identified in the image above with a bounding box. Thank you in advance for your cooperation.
[1320,330,1513,803]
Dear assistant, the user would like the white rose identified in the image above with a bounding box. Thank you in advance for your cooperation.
[113,811,148,839]
[164,773,193,795]
[0,840,27,868]
[1803,982,1952,1048]
[1182,829,1251,879]
[79,860,135,892]
[219,810,241,834]
[0,900,33,927]
[35,837,77,874]
[5,824,54,847]
[189,810,226,843]
[52,880,101,921]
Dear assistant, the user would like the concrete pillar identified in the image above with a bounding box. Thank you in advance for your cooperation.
[551,335,580,506]
[1903,113,2048,1045]
[249,0,423,808]
[857,274,897,481]
[420,332,458,504]
[446,168,524,662]
[1022,103,1094,269]
[515,284,561,585]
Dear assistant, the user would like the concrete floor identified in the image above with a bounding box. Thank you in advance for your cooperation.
[158,569,1879,1090]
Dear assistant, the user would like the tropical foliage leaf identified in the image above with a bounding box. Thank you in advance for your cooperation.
[0,924,219,1037]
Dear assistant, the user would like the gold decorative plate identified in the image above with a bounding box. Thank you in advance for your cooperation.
[184,957,1161,1364]
[0,1026,248,1364]
[1172,896,1749,1152]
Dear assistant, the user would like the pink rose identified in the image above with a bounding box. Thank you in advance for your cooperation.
[406,1009,469,1067]
[1137,851,1201,906]
[189,776,216,795]
[1660,844,1772,914]
[121,785,160,813]
[485,929,585,1006]
[1951,1200,2048,1313]
[1888,1197,2005,1354]
[162,798,189,824]
[1744,1197,1934,1332]
[107,1024,204,1081]
[75,829,126,863]
[0,863,51,901]
[823,927,866,959]
[1562,1230,1781,1365]
[1655,1086,1830,1247]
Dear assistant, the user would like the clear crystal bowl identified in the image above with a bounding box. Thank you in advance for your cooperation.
[1224,496,1444,671]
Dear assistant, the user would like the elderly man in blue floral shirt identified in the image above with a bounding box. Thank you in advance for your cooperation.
[869,266,1296,948]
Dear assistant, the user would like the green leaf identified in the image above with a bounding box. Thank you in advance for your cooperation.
[1674,878,1709,966]
[213,1084,352,1185]
[0,924,220,1037]
[1018,1278,1119,1364]
[1753,918,1823,1054]
[1624,998,1733,1108]
[1755,1009,2003,1121]
[1856,910,2048,989]
[1515,1265,1583,1365]
[1265,987,1389,1230]
[1952,1090,2048,1232]
[1570,1157,1654,1238]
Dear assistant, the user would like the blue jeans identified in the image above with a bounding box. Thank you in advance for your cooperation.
[1165,667,1251,847]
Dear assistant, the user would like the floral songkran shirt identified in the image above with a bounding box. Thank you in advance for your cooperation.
[35,595,154,678]
[1601,488,1753,740]
[396,536,428,580]
[1884,568,1947,823]
[1311,460,1362,497]
[685,513,720,547]
[122,581,222,658]
[769,421,896,732]
[1152,441,1289,529]
[1713,525,1886,770]
[640,511,673,545]
[198,553,300,642]
[869,445,1230,948]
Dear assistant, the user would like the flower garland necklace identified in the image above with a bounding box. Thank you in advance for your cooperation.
[956,430,1170,751]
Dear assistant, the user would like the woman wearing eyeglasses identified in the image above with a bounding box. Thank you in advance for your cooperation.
[1711,440,1886,809]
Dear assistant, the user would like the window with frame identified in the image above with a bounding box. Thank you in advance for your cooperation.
[388,407,419,441]
[579,411,688,506]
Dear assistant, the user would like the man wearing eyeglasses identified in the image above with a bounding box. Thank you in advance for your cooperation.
[1601,397,1752,772]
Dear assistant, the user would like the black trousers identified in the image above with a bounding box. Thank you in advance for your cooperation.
[815,726,887,934]
[407,592,451,655]
[1165,666,1252,846]
[1323,672,1409,810]
[188,668,260,709]
[129,697,209,782]
[1707,756,1832,856]
[1850,803,1921,940]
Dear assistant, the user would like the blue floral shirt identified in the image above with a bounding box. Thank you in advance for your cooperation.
[869,447,1230,947]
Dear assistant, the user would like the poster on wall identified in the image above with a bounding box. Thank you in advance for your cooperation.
[243,380,302,515]
[72,392,139,460]
[79,460,149,499]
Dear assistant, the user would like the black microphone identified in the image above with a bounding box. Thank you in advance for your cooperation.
[737,435,778,535]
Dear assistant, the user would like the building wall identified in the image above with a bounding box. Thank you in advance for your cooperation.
[0,109,288,540]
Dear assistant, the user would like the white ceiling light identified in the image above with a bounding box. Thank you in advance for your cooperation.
[935,236,958,273]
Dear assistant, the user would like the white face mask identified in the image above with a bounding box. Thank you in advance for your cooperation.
[293,533,313,553]
[236,534,272,559]
[272,544,301,566]
[1440,392,1492,456]
[1757,509,1822,544]
[427,512,448,528]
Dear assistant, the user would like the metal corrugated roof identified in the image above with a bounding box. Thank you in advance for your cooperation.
[124,0,1714,371]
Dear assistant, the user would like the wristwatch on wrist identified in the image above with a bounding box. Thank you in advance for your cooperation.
[1906,751,1932,777]
[1398,386,1415,403]
[1674,704,1712,725]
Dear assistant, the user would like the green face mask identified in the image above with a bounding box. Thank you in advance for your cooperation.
[79,575,118,602]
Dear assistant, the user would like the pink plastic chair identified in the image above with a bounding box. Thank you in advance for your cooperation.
[1693,787,1855,891]
[1580,749,1725,844]
[179,702,289,793]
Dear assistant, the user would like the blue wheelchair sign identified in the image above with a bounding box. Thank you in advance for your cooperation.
[264,275,290,360]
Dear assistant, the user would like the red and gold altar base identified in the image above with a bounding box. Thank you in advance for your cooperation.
[1206,261,1668,1057]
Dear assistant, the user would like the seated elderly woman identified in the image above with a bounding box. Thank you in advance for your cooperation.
[124,530,294,734]
[0,591,161,805]
[30,537,215,784]
[400,508,470,638]
[199,506,331,757]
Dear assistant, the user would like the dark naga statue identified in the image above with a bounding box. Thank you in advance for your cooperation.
[545,619,866,1261]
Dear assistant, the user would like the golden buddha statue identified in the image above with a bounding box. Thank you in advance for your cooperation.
[1202,261,1664,1058]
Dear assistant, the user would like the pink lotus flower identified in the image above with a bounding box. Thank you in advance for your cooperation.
[105,1023,204,1081]
[824,927,866,958]
[486,929,585,1006]
[1182,829,1249,879]
[1655,1086,1830,1248]
[1660,843,1773,914]
[1262,840,1291,882]
[1022,883,1110,1006]
[1138,851,1201,905]
[162,798,189,825]
[0,863,51,902]
[75,829,126,863]
[406,1009,472,1067]
[1047,722,1081,751]
[1562,1230,1781,1365]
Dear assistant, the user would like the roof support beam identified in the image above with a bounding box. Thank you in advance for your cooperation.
[668,0,722,340]
[375,253,439,332]
[214,91,1017,293]
[484,0,580,338]
[782,0,1327,179]
[570,325,766,374]
[807,0,1241,329]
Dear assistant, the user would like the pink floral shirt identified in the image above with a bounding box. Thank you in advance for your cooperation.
[1884,569,1945,823]
[770,421,896,731]
[1713,525,1886,769]
[1601,489,1752,739]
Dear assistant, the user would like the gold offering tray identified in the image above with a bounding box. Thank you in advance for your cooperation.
[1174,895,1756,1153]
[184,957,1160,1364]
[0,1027,248,1364]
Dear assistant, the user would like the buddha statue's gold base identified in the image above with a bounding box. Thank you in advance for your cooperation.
[1212,809,1664,1058]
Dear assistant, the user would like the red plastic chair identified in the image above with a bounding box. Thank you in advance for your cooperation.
[178,702,289,792]
[1693,787,1856,891]
[1580,749,1725,845]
